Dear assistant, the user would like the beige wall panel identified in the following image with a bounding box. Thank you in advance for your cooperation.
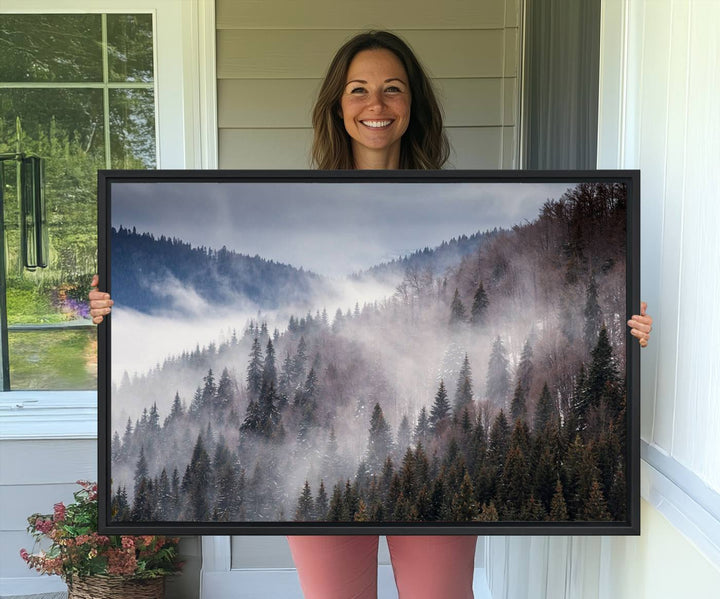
[217,29,506,79]
[446,126,504,169]
[505,0,521,27]
[503,27,519,77]
[502,125,518,168]
[217,0,507,30]
[219,127,508,171]
[437,79,504,127]
[503,77,517,126]
[219,128,313,169]
[219,78,509,128]
[218,79,320,128]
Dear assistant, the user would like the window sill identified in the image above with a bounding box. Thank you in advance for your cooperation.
[0,391,97,440]
[642,440,720,567]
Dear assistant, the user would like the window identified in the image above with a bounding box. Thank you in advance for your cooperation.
[0,13,156,390]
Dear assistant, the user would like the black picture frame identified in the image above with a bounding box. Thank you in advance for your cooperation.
[98,169,640,536]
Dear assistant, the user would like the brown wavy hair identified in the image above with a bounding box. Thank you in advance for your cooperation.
[311,31,449,170]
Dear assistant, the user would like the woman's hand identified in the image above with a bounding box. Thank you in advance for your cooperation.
[89,274,113,324]
[627,301,652,348]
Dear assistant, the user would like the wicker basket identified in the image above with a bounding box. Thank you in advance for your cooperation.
[67,575,165,599]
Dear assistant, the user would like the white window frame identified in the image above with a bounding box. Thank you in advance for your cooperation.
[0,0,217,440]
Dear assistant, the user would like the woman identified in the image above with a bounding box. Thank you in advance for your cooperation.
[90,30,653,599]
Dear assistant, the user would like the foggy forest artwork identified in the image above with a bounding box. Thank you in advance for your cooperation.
[103,174,636,532]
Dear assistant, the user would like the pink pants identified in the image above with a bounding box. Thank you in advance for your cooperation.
[287,536,477,599]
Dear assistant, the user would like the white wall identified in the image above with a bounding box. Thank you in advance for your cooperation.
[484,0,720,597]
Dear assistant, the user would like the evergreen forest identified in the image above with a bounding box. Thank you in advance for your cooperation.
[110,182,630,525]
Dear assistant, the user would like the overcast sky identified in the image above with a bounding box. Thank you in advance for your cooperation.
[111,181,572,278]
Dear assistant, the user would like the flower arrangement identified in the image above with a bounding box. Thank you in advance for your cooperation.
[20,481,182,584]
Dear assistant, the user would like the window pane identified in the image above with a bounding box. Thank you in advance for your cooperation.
[110,89,156,169]
[0,12,156,391]
[107,14,154,83]
[1,89,103,390]
[8,329,97,390]
[0,89,106,161]
[0,14,102,82]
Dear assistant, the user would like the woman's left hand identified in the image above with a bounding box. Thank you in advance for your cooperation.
[627,301,653,348]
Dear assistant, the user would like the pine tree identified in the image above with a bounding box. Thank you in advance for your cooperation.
[516,338,534,397]
[533,382,555,432]
[451,472,478,521]
[396,415,412,454]
[215,368,236,411]
[315,480,329,520]
[488,410,510,476]
[130,477,153,521]
[429,381,451,433]
[327,484,344,521]
[156,468,171,520]
[449,289,467,325]
[354,499,370,522]
[111,432,122,462]
[201,369,216,406]
[134,446,148,493]
[500,445,530,519]
[586,326,623,422]
[414,407,430,446]
[533,442,557,510]
[148,402,160,434]
[294,481,315,521]
[549,479,569,521]
[165,392,185,427]
[292,337,308,389]
[367,403,394,473]
[509,380,527,423]
[257,380,280,438]
[470,281,489,325]
[246,337,264,397]
[608,462,627,521]
[583,479,612,521]
[185,434,212,521]
[122,418,133,450]
[279,351,294,397]
[262,338,277,388]
[485,336,510,409]
[477,501,499,521]
[453,354,474,416]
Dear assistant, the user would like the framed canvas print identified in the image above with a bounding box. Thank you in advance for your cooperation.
[97,170,640,535]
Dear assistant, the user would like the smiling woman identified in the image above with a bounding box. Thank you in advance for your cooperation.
[311,30,448,170]
[340,49,412,168]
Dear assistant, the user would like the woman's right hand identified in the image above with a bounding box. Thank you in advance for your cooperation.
[89,274,113,324]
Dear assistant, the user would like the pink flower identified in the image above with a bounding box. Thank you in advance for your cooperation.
[107,548,137,576]
[19,548,29,562]
[53,503,66,522]
[121,537,135,549]
[34,518,54,534]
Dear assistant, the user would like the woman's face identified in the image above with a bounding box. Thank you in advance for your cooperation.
[340,48,411,167]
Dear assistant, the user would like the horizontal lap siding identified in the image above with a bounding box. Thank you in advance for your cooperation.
[216,0,521,170]
[0,439,96,579]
